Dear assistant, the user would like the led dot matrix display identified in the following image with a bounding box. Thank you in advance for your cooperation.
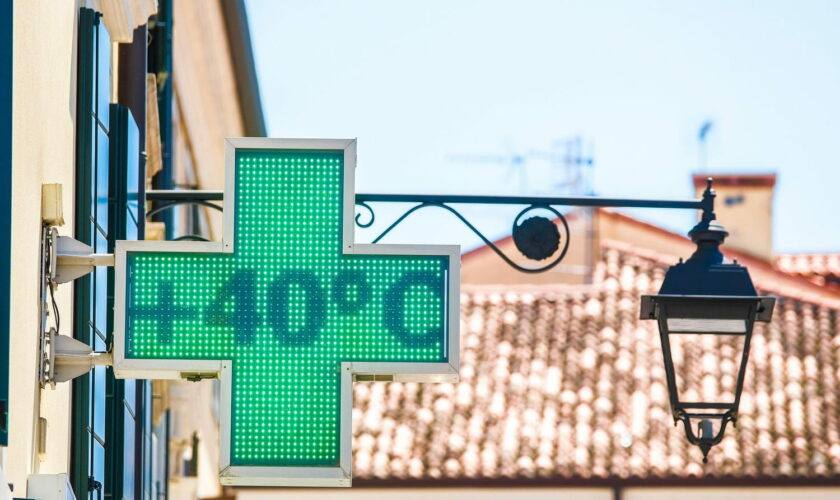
[124,146,452,470]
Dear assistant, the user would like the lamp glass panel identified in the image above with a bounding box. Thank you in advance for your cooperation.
[668,332,746,406]
[667,318,746,334]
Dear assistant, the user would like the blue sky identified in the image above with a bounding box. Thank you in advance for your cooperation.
[246,0,840,254]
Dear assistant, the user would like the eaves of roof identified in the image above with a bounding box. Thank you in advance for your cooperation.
[219,0,266,137]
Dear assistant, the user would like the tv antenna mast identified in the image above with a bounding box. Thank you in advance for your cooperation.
[448,136,594,195]
[698,120,713,171]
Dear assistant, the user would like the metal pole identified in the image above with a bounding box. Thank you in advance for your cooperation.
[146,190,704,211]
[148,0,174,239]
[146,190,224,201]
[356,193,703,210]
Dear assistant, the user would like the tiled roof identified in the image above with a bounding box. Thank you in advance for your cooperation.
[351,244,840,482]
[776,253,840,286]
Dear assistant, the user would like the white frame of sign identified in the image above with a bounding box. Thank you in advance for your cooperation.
[112,138,460,487]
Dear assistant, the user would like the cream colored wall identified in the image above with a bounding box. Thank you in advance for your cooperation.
[624,487,840,500]
[6,0,79,493]
[172,0,246,241]
[237,487,613,500]
[694,183,774,261]
[239,487,840,499]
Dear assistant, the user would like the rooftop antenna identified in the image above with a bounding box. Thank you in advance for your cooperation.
[698,120,714,171]
[555,136,594,195]
[447,141,529,194]
[448,136,594,196]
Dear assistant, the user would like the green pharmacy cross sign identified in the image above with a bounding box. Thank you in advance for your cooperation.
[113,139,460,487]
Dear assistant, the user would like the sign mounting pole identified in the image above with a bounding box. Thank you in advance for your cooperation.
[112,138,460,487]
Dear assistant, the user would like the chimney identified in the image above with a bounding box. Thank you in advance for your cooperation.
[692,173,776,261]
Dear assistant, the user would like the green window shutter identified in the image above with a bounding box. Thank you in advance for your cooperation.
[0,0,11,448]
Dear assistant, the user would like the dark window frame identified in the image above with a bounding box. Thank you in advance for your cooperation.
[106,103,147,500]
[0,0,11,448]
[72,9,148,499]
[71,10,105,497]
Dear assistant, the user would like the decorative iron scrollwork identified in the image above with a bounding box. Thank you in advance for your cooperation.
[354,201,570,273]
[353,201,375,229]
[144,189,708,275]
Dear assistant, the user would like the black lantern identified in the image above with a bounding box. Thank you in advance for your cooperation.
[640,180,775,462]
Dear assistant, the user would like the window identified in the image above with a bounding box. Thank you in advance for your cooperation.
[107,104,149,500]
[72,9,150,499]
[71,10,111,496]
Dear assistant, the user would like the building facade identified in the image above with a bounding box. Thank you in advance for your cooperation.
[0,1,263,499]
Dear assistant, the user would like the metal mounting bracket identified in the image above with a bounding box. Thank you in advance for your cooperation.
[41,328,113,387]
[53,234,115,284]
[38,228,114,387]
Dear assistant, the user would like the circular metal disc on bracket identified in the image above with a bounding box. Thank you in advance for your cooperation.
[513,215,561,261]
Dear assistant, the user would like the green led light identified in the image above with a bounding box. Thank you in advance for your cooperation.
[125,149,448,467]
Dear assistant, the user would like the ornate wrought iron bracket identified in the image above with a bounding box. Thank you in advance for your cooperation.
[355,200,571,273]
[145,183,712,274]
[355,190,708,273]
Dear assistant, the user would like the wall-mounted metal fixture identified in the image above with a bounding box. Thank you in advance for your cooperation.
[39,221,115,387]
[40,327,113,387]
[134,178,775,462]
[146,187,704,274]
[51,233,115,284]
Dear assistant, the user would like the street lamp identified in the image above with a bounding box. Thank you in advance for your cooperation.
[640,180,775,462]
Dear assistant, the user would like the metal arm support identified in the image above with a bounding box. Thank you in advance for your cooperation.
[52,233,114,284]
[146,180,716,274]
[146,189,707,211]
[355,193,704,210]
[41,328,113,387]
[146,189,224,201]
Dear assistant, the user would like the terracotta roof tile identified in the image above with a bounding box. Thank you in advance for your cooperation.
[352,246,840,482]
[776,253,840,286]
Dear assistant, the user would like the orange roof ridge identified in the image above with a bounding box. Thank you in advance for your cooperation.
[461,207,840,306]
[691,173,777,187]
[602,238,840,309]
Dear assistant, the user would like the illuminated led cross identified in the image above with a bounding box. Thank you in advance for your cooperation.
[113,139,459,487]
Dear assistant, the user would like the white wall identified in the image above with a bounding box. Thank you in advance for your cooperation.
[237,488,613,500]
[237,486,840,500]
[5,0,79,493]
[624,487,840,500]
